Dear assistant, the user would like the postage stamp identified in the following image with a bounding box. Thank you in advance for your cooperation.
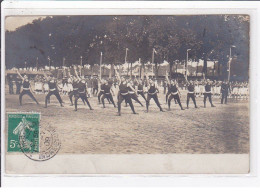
[7,113,40,153]
[7,112,61,161]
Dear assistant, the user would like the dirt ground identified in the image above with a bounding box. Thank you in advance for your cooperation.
[5,87,249,154]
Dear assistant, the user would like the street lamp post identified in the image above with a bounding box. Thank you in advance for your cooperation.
[186,49,191,80]
[125,48,129,76]
[125,48,128,64]
[47,56,51,70]
[100,52,103,79]
[152,48,156,78]
[228,45,236,82]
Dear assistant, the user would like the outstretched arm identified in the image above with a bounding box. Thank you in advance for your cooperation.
[43,71,50,81]
[202,73,206,81]
[177,84,181,96]
[134,76,138,83]
[74,66,80,79]
[29,84,35,94]
[144,72,151,91]
[115,69,121,84]
[184,74,189,84]
[165,71,170,85]
[128,84,138,95]
[145,72,149,85]
[67,67,72,78]
[16,70,24,80]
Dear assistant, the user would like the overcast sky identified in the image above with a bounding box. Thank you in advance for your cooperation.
[5,16,46,31]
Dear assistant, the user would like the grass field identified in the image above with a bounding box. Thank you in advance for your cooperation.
[5,87,250,154]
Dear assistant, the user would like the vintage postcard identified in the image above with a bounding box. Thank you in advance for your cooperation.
[2,3,251,175]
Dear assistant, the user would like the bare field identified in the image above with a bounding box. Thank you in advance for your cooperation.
[5,88,249,154]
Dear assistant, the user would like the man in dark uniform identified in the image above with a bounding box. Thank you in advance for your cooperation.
[167,79,184,110]
[127,80,143,107]
[146,77,164,112]
[101,80,116,108]
[69,77,80,106]
[92,77,99,96]
[15,75,22,94]
[115,70,137,116]
[186,80,198,109]
[44,75,63,108]
[16,70,39,106]
[203,79,216,108]
[137,79,146,101]
[221,80,229,104]
[7,75,14,94]
[74,79,93,111]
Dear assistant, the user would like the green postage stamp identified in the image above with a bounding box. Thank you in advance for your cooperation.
[7,113,40,153]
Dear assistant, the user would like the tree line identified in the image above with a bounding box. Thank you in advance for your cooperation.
[5,15,249,80]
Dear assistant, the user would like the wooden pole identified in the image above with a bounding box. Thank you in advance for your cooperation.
[99,52,103,79]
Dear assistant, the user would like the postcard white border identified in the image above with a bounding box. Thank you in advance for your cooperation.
[1,1,259,187]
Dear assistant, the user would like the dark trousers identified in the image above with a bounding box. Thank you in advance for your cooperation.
[93,87,98,96]
[118,93,136,114]
[19,90,38,105]
[137,91,147,101]
[187,93,197,108]
[166,90,170,103]
[129,93,143,106]
[16,85,21,94]
[75,92,92,111]
[221,92,228,104]
[146,93,163,111]
[69,91,75,105]
[203,93,214,107]
[9,84,14,94]
[163,87,166,94]
[101,93,116,107]
[98,91,110,104]
[69,90,85,105]
[168,93,183,109]
[45,90,63,107]
[97,91,103,103]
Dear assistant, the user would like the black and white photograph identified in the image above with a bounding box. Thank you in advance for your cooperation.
[3,11,250,174]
